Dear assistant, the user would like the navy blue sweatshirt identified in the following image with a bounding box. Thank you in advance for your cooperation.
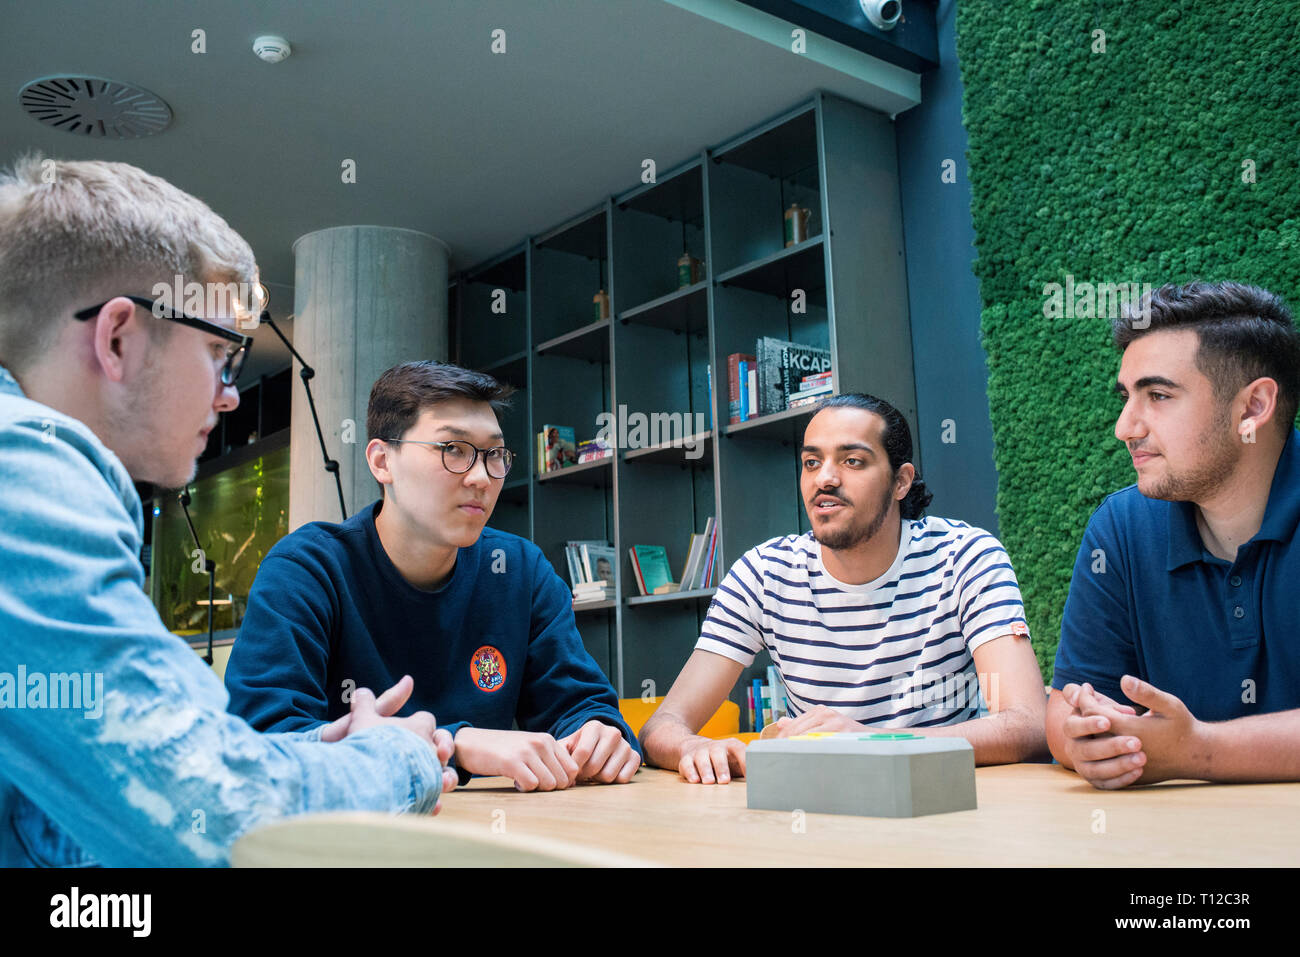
[225,500,638,779]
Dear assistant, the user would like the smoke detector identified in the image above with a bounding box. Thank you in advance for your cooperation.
[19,76,172,139]
[253,36,291,63]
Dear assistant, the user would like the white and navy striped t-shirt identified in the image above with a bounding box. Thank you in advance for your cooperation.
[697,517,1030,728]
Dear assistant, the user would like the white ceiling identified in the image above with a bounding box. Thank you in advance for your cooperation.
[5,0,919,379]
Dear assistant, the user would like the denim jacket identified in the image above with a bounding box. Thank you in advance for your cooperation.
[0,365,442,866]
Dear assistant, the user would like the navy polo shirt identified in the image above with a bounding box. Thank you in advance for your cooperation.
[1053,429,1300,721]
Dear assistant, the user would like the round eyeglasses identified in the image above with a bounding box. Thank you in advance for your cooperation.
[385,439,514,479]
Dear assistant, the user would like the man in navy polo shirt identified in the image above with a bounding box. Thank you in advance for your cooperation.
[226,361,640,791]
[1047,280,1300,789]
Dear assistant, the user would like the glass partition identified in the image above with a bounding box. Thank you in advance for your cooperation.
[150,444,290,640]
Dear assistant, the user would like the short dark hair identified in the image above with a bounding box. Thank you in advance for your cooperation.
[1112,281,1300,433]
[807,393,933,519]
[366,360,515,444]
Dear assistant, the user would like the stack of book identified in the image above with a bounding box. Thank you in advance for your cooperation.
[573,580,614,604]
[566,539,616,604]
[787,369,833,408]
[727,338,833,422]
[576,436,613,463]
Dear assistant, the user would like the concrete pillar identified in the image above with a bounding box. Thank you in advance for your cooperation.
[289,226,449,529]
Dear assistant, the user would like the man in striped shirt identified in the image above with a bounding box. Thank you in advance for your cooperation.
[640,394,1049,783]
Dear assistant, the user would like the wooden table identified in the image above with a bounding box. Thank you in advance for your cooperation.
[429,765,1300,867]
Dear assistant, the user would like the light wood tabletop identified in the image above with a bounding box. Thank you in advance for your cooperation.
[426,764,1300,867]
[232,764,1300,867]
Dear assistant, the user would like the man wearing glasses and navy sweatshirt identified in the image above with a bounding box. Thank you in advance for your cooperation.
[226,361,641,791]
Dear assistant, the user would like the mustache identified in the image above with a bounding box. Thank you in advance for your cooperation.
[811,489,850,505]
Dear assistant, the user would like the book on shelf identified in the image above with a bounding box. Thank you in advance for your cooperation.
[628,544,675,596]
[699,518,718,588]
[564,539,611,588]
[756,336,789,416]
[766,664,789,721]
[581,543,617,585]
[706,363,715,431]
[727,353,755,424]
[779,341,832,406]
[679,516,716,590]
[679,531,706,590]
[539,424,577,474]
[576,437,613,463]
[739,359,751,421]
[746,364,757,421]
[627,549,645,595]
[748,671,790,732]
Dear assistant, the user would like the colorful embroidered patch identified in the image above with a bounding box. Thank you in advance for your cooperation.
[1010,622,1030,638]
[470,645,506,693]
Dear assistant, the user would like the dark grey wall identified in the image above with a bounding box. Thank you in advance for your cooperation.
[893,0,999,535]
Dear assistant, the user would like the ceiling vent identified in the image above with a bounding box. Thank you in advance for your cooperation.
[19,76,172,138]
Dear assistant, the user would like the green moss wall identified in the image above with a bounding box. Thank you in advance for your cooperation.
[955,0,1300,675]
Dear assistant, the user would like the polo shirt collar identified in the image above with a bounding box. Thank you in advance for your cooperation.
[1166,428,1300,570]
[1166,501,1203,571]
[1254,427,1300,543]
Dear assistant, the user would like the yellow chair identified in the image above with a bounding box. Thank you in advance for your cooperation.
[619,696,756,742]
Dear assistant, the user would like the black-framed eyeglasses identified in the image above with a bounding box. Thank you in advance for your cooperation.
[73,295,254,386]
[385,439,514,479]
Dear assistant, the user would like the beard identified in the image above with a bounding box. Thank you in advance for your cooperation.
[113,343,197,489]
[809,480,896,551]
[1139,405,1239,501]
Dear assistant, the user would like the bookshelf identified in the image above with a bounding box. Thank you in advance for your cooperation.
[455,246,531,540]
[454,92,917,714]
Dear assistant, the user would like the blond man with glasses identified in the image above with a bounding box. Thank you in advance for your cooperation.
[0,155,457,867]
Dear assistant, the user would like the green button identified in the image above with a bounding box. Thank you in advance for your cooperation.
[865,733,920,740]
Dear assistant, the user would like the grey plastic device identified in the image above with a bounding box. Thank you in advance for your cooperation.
[745,732,978,818]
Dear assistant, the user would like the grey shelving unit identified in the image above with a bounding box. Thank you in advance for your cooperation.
[454,92,917,713]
